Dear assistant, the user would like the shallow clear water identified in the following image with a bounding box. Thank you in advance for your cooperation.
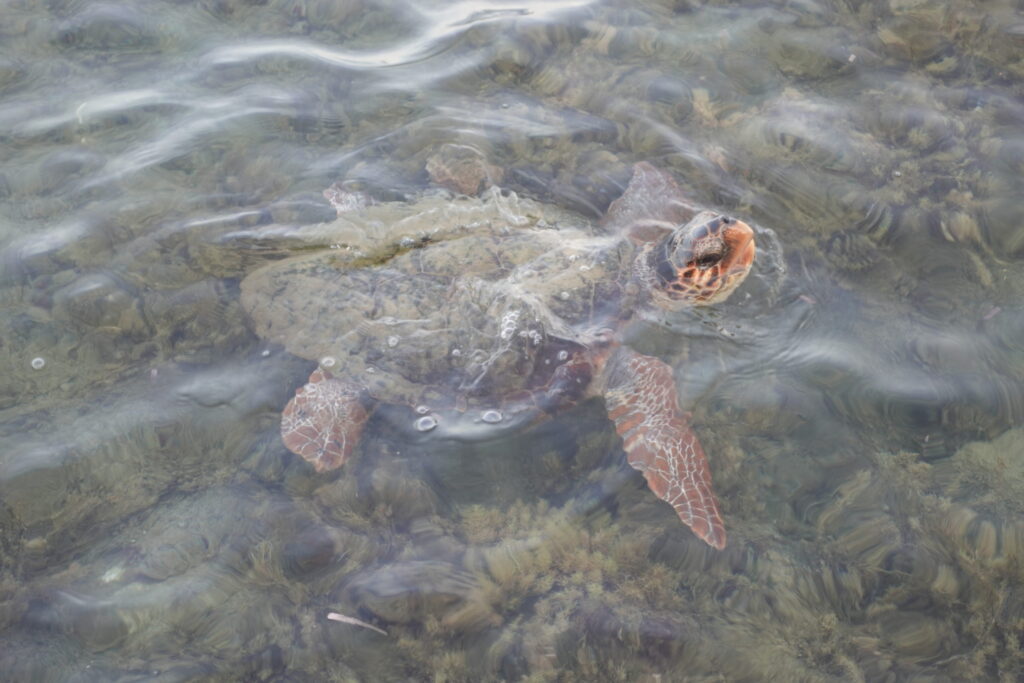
[2,0,1024,680]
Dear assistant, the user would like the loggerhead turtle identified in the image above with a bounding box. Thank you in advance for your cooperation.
[240,162,755,549]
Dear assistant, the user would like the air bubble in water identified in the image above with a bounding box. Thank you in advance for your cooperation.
[321,356,337,368]
[30,357,45,370]
[415,405,430,415]
[481,410,503,424]
[387,335,399,348]
[500,310,520,340]
[557,350,569,361]
[415,415,438,432]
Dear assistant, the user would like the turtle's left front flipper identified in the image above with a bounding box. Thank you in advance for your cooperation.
[602,348,726,550]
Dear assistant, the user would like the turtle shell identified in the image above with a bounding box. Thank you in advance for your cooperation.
[240,191,634,410]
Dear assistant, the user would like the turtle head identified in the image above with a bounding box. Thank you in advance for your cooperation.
[647,211,756,309]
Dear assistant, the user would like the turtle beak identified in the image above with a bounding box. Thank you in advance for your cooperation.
[722,219,756,275]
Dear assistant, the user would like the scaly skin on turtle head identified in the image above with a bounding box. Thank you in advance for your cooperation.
[637,210,756,310]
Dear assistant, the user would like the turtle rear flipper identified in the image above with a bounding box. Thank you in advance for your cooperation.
[603,349,726,550]
[281,368,370,473]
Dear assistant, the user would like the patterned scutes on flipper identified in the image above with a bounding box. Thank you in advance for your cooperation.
[603,349,726,550]
[280,368,369,473]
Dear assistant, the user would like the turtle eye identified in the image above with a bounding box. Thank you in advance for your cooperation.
[692,236,726,269]
[695,253,720,268]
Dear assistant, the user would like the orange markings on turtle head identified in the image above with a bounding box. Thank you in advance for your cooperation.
[654,213,756,308]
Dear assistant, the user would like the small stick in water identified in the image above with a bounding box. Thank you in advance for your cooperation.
[326,611,388,636]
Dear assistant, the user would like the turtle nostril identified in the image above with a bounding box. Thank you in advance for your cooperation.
[721,216,733,225]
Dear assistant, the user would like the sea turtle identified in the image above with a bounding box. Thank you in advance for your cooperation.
[240,162,755,549]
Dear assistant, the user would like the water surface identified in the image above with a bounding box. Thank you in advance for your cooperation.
[2,0,1024,680]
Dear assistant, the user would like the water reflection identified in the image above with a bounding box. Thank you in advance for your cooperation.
[2,0,1024,679]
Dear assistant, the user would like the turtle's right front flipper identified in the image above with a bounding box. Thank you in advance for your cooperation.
[281,368,371,472]
[602,348,726,550]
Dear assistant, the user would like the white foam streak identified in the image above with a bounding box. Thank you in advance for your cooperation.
[203,0,594,71]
